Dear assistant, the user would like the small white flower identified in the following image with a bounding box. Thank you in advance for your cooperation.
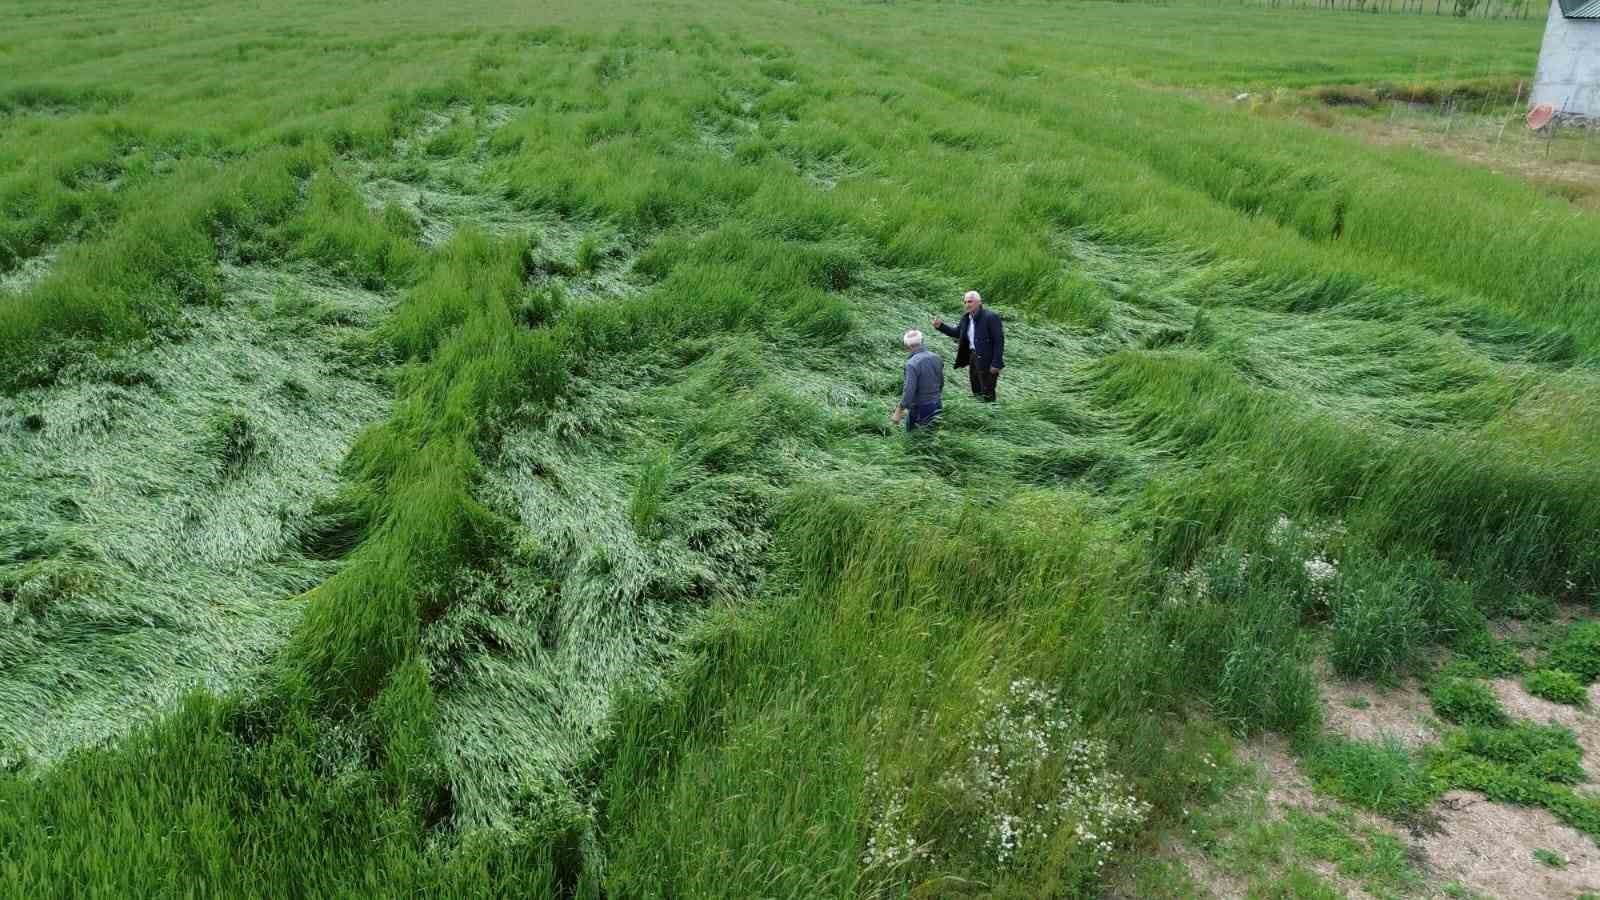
[1303,556,1338,583]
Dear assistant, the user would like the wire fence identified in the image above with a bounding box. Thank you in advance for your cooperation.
[1220,0,1541,19]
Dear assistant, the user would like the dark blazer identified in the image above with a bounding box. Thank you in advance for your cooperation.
[934,306,1005,370]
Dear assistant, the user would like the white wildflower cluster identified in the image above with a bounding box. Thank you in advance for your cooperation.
[859,681,1149,881]
[950,679,1150,872]
[1270,514,1346,550]
[1302,555,1339,606]
[860,768,926,871]
[1162,564,1210,609]
[1271,515,1345,607]
[1269,513,1295,547]
[1302,556,1338,582]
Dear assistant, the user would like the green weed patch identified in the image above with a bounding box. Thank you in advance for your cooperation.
[1431,677,1509,727]
[1524,669,1589,707]
[1546,622,1600,683]
[1422,715,1600,845]
[1429,746,1600,842]
[1283,809,1422,895]
[1449,627,1528,678]
[1176,766,1425,899]
[1302,737,1441,822]
[1444,723,1586,784]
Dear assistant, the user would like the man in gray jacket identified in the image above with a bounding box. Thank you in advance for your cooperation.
[891,329,944,431]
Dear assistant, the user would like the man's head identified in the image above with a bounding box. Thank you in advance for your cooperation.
[963,290,982,315]
[902,329,924,352]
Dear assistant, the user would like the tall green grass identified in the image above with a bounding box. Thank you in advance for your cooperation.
[594,489,1205,897]
[1,0,1597,895]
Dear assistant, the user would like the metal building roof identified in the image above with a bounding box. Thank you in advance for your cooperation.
[1559,0,1600,18]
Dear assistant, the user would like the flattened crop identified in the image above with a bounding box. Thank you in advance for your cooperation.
[0,264,393,763]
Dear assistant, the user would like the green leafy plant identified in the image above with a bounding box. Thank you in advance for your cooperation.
[1524,669,1588,707]
[1451,627,1525,678]
[1546,622,1600,683]
[1431,677,1508,727]
[1444,723,1585,784]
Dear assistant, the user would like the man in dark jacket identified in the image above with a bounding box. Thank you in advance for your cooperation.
[932,290,1004,402]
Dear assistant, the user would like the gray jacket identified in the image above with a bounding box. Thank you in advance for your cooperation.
[901,348,944,408]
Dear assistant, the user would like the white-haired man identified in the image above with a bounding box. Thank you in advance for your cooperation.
[891,329,944,431]
[932,289,1004,402]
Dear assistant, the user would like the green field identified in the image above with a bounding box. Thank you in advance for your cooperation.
[3,0,1598,895]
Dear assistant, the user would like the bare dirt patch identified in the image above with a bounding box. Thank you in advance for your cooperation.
[1246,734,1600,899]
[1424,790,1600,899]
[1320,672,1438,749]
[1315,104,1600,210]
[1244,736,1324,816]
[1132,676,1600,899]
[1309,671,1600,898]
[1168,839,1245,900]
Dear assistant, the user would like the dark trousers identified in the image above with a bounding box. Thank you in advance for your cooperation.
[968,358,999,402]
[907,400,941,430]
